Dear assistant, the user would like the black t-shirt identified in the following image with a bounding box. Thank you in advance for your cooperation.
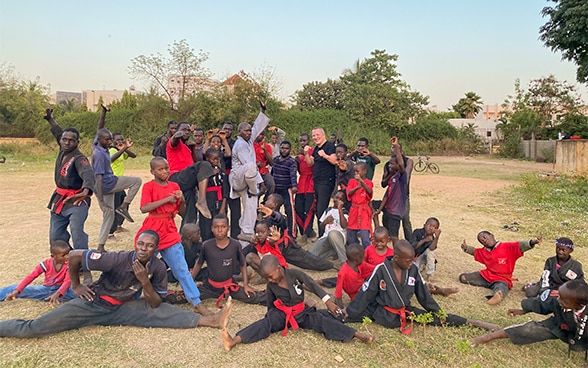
[312,141,336,184]
[197,238,244,282]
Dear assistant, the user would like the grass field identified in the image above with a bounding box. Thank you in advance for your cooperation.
[0,154,586,368]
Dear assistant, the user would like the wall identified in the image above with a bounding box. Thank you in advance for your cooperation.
[520,139,556,161]
[555,140,588,175]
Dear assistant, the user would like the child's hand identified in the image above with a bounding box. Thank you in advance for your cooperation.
[507,309,525,317]
[460,239,468,252]
[257,205,273,218]
[207,130,214,140]
[173,190,184,203]
[390,136,398,145]
[268,226,281,243]
[434,229,441,238]
[335,199,343,210]
[268,126,277,131]
[125,138,133,148]
[323,215,334,225]
[536,236,543,245]
[5,290,19,301]
[45,292,62,305]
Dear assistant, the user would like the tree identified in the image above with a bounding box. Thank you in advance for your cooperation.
[129,39,211,109]
[340,49,428,132]
[293,79,345,110]
[110,90,138,110]
[540,0,588,84]
[452,92,484,118]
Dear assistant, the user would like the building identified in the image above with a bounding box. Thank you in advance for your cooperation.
[448,118,501,140]
[81,87,138,111]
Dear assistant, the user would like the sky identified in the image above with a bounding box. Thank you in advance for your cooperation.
[1,0,586,111]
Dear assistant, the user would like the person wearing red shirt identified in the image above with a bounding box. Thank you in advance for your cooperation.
[334,243,376,308]
[346,163,373,248]
[294,133,316,245]
[460,231,541,305]
[364,227,394,266]
[254,130,275,202]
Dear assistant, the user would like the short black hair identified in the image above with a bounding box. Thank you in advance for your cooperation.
[167,120,177,128]
[299,133,309,139]
[62,128,80,140]
[564,279,588,303]
[137,229,160,247]
[212,213,229,225]
[267,193,284,208]
[358,137,369,145]
[205,148,221,159]
[425,217,440,226]
[336,143,348,151]
[280,140,291,147]
[50,240,71,254]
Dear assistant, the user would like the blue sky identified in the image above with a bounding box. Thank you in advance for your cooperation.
[1,0,586,110]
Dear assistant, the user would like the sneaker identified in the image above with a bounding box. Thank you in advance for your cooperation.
[115,207,134,223]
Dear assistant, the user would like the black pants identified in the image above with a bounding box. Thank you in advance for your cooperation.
[168,161,214,229]
[108,190,126,234]
[228,197,241,239]
[295,193,315,236]
[279,240,333,271]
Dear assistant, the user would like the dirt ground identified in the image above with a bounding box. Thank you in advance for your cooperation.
[0,155,585,367]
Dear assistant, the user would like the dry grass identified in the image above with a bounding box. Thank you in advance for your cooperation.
[0,155,586,367]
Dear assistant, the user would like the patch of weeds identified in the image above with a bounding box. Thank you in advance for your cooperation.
[455,339,471,354]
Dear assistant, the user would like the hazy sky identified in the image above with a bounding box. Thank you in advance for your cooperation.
[1,0,586,110]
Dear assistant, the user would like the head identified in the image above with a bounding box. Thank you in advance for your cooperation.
[356,138,369,155]
[60,128,80,153]
[265,193,283,211]
[299,133,310,148]
[134,230,160,263]
[150,157,170,182]
[193,128,204,145]
[477,231,497,249]
[270,132,279,144]
[167,120,177,136]
[423,217,440,236]
[354,162,368,179]
[176,122,191,141]
[211,214,230,240]
[255,130,265,143]
[260,254,284,284]
[388,152,401,173]
[335,143,348,160]
[97,128,112,149]
[346,243,365,266]
[311,127,326,146]
[279,141,291,158]
[222,122,234,138]
[50,240,71,265]
[112,133,124,148]
[210,135,222,150]
[205,148,221,168]
[329,134,337,144]
[555,237,574,262]
[392,240,415,270]
[238,122,252,141]
[255,221,271,243]
[332,190,346,208]
[557,280,588,310]
[181,223,201,243]
[373,226,390,251]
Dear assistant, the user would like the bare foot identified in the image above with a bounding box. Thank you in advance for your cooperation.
[196,202,212,219]
[221,328,235,351]
[428,284,459,297]
[487,290,503,305]
[354,331,375,343]
[218,296,232,329]
[470,334,492,347]
[195,302,213,317]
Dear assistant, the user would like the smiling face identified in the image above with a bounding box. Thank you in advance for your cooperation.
[311,128,326,145]
[135,233,158,263]
[373,232,389,252]
[210,136,222,150]
[113,134,124,148]
[477,232,497,248]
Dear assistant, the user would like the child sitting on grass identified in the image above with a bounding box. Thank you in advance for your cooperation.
[410,217,441,282]
[0,240,76,304]
[364,226,394,266]
[334,243,376,308]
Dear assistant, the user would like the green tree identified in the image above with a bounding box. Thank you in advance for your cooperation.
[129,39,211,109]
[110,90,138,110]
[540,0,588,84]
[452,92,484,118]
[293,79,345,110]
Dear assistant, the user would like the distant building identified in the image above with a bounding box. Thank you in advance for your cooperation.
[448,118,502,140]
[82,88,138,111]
[167,75,217,103]
[482,104,508,120]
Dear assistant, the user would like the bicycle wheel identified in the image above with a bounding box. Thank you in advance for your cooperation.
[428,162,440,174]
[414,160,427,172]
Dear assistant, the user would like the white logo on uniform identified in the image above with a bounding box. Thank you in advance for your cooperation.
[408,277,415,286]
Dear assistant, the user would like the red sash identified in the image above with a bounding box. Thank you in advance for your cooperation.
[54,188,85,214]
[100,295,123,305]
[206,185,223,201]
[273,299,305,336]
[207,278,240,309]
[148,212,177,220]
[384,306,414,335]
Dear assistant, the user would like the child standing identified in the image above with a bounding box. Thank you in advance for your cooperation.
[460,231,541,305]
[221,255,373,350]
[0,240,76,304]
[348,137,380,180]
[137,157,209,316]
[410,217,441,282]
[346,162,373,248]
[335,143,355,193]
[198,148,229,242]
[523,237,584,298]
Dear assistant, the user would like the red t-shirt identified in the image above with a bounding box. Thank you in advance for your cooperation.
[474,241,523,289]
[254,142,272,175]
[346,178,373,230]
[297,148,314,194]
[166,140,193,175]
[335,261,375,300]
[364,245,394,266]
[136,180,182,250]
[255,240,288,268]
[16,258,71,297]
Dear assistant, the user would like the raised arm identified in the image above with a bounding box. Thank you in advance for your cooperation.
[96,104,110,131]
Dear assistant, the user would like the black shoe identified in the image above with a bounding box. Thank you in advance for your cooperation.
[115,207,135,223]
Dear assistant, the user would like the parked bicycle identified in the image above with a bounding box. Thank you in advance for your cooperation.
[414,155,440,174]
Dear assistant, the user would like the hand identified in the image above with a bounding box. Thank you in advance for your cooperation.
[337,160,347,170]
[461,239,467,252]
[354,173,362,181]
[268,226,281,243]
[207,130,214,140]
[257,205,273,218]
[73,284,95,301]
[101,104,110,112]
[535,236,543,245]
[132,259,149,285]
[45,292,61,305]
[507,309,525,317]
[259,183,266,194]
[335,199,343,210]
[173,131,184,139]
[372,209,381,218]
[243,284,257,298]
[434,229,441,238]
[125,138,133,148]
[218,131,226,139]
[5,290,19,301]
[259,100,267,113]
[303,145,311,154]
[363,149,370,156]
[43,108,53,121]
[334,297,344,309]
[212,128,220,135]
[323,215,334,225]
[161,135,170,144]
[268,126,277,131]
[326,299,343,317]
[64,191,89,206]
[291,187,298,195]
[390,136,398,145]
[318,150,326,158]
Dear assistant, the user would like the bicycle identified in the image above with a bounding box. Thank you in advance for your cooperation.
[414,155,440,174]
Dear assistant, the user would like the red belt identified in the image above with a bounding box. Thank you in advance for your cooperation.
[206,185,222,201]
[273,299,305,336]
[148,212,176,219]
[100,295,123,305]
[384,305,414,335]
[54,188,84,214]
[207,278,239,309]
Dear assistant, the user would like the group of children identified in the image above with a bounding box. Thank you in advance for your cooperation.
[1,108,586,361]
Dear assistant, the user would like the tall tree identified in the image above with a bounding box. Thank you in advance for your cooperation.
[293,79,345,110]
[540,0,588,84]
[452,92,484,119]
[128,39,210,109]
